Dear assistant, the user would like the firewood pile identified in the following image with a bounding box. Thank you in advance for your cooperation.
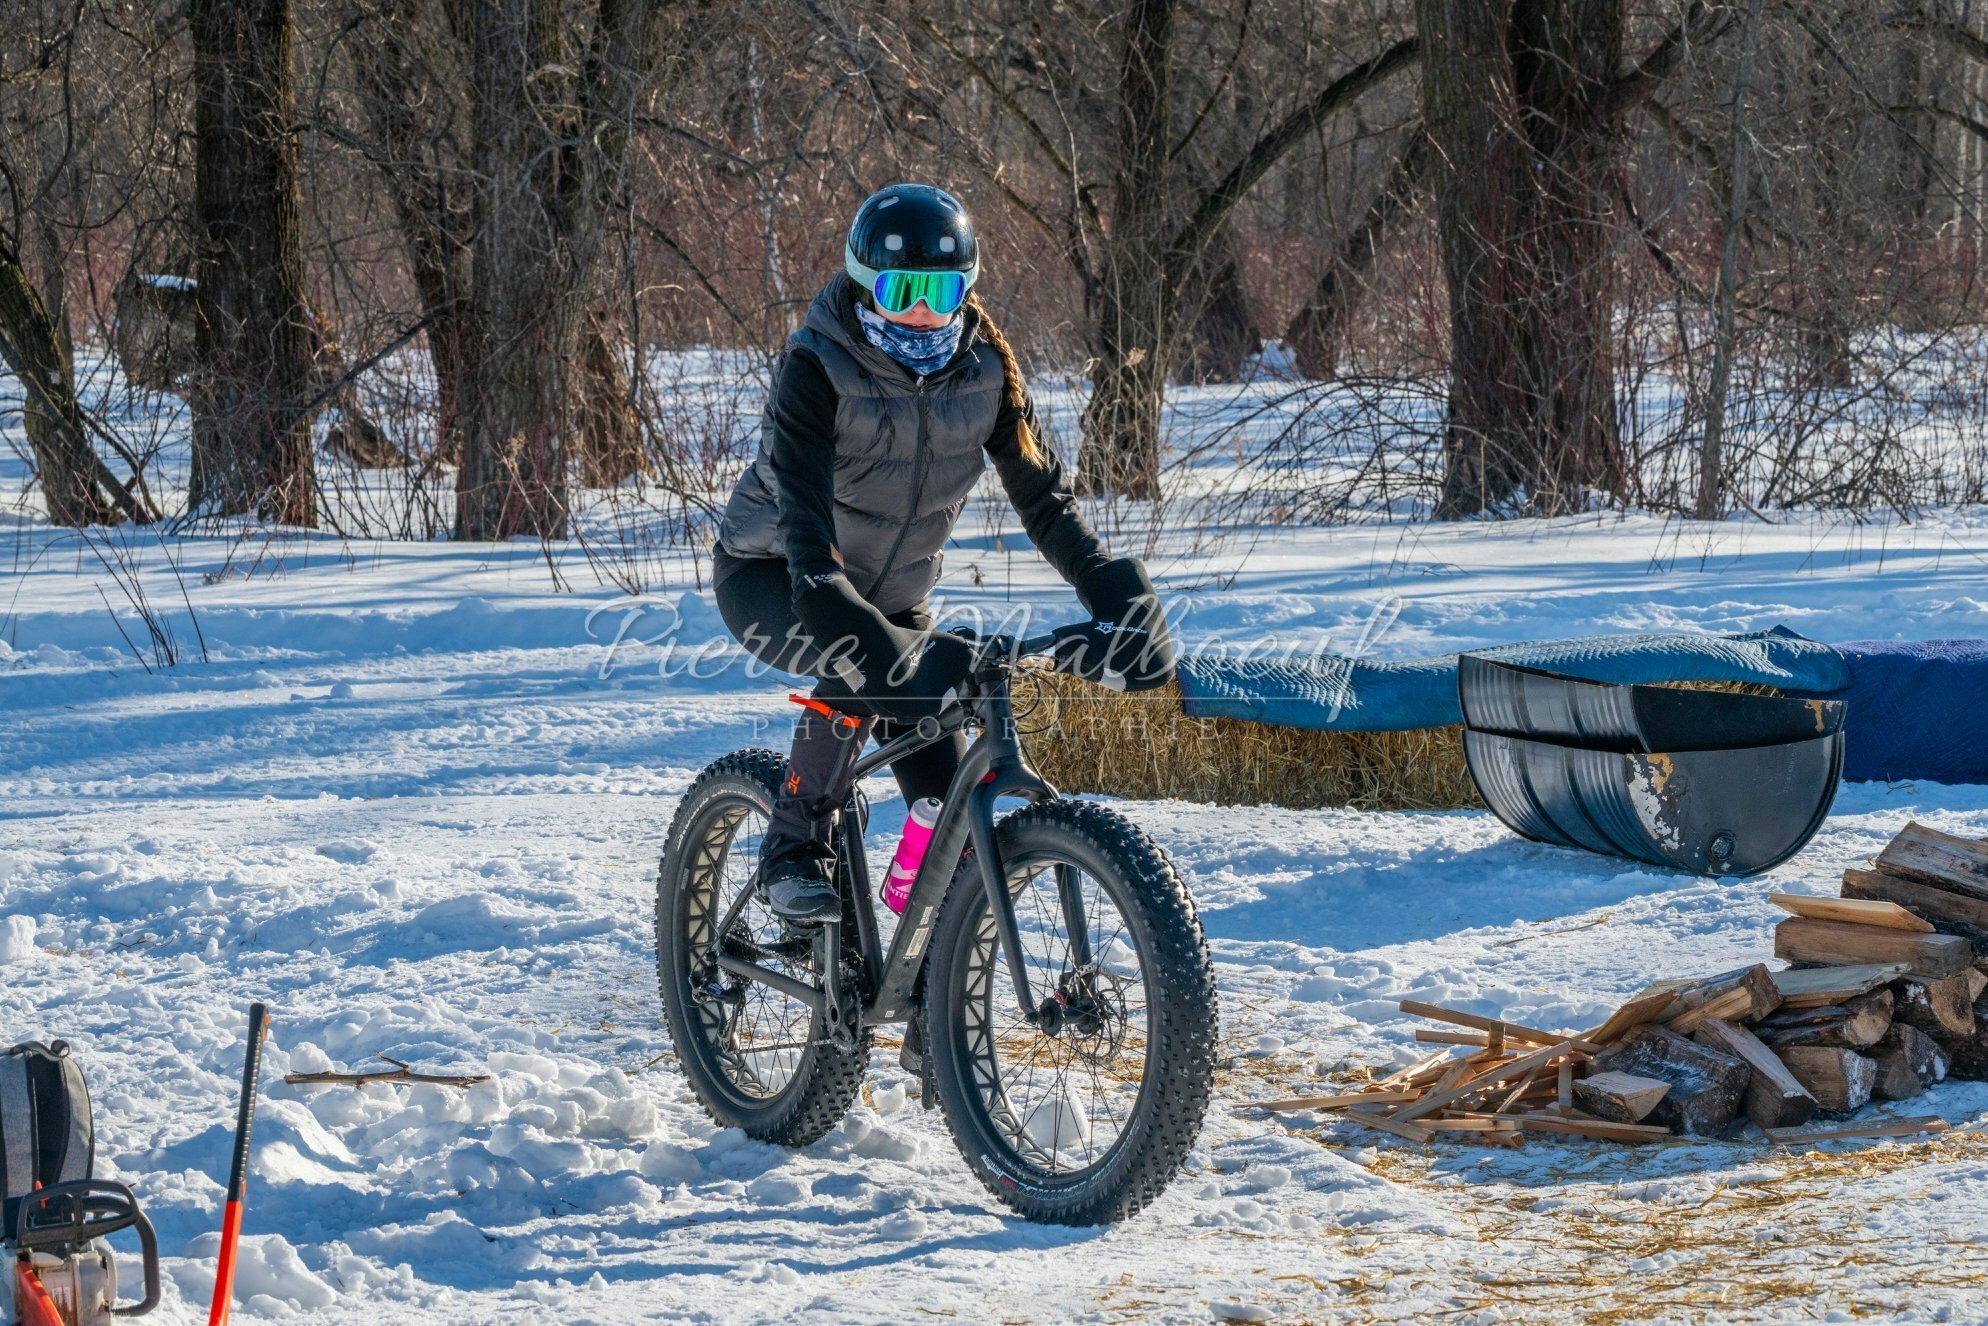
[1259,821,1988,1148]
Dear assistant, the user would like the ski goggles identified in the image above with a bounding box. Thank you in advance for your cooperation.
[846,249,979,316]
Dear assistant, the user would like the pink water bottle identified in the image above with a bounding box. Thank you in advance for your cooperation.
[883,798,943,914]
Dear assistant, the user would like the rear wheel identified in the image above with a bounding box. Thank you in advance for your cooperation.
[920,799,1217,1224]
[656,750,870,1145]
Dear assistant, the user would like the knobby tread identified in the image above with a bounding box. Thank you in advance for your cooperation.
[920,798,1218,1224]
[656,749,870,1148]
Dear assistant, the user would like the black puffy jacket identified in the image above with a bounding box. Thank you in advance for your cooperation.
[718,276,1103,615]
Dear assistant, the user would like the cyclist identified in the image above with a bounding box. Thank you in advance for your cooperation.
[713,183,1174,922]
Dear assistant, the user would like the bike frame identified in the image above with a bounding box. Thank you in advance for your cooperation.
[711,635,1088,1040]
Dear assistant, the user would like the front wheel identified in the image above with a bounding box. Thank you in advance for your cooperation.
[920,799,1217,1224]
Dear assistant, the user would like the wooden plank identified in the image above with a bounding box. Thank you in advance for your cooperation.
[1556,1060,1573,1111]
[1422,1117,1522,1133]
[1692,1017,1816,1131]
[1392,1040,1589,1124]
[1774,918,1971,980]
[1515,1113,1674,1143]
[1762,1116,1950,1145]
[1254,1089,1418,1113]
[1345,1106,1433,1143]
[1415,1029,1492,1047]
[1876,822,1988,901]
[1771,892,1933,933]
[1395,1000,1599,1052]
[1769,962,1911,1009]
[1842,868,1988,941]
[1579,991,1678,1046]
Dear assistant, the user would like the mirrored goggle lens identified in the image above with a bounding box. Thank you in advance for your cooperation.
[873,269,967,316]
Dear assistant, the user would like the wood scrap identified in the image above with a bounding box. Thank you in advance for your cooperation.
[1777,1047,1878,1112]
[1869,1025,1949,1102]
[1762,1116,1949,1145]
[1771,892,1932,932]
[1768,962,1910,1009]
[1392,1040,1589,1124]
[1875,821,1988,901]
[1593,1025,1750,1137]
[1691,1017,1817,1131]
[282,1054,491,1089]
[1969,968,1988,1004]
[1571,1070,1670,1123]
[1345,1105,1433,1143]
[1773,917,1971,979]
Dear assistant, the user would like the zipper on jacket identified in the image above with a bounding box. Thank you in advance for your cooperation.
[863,376,930,603]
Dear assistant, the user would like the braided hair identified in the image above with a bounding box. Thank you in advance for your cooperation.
[966,293,1046,467]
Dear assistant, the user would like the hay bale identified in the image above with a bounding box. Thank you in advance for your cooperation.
[1017,671,1784,812]
[1016,669,1479,811]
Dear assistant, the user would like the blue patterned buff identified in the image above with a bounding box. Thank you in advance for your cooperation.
[856,303,962,377]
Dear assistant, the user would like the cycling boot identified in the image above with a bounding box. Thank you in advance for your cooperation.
[758,706,865,923]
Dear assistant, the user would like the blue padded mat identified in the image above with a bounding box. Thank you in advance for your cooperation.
[1175,626,1852,733]
[1822,640,1988,786]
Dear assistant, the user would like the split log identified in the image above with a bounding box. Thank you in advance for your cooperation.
[1869,1024,1949,1101]
[1892,975,1976,1039]
[1769,962,1910,1009]
[1841,868,1988,948]
[1572,1070,1670,1124]
[1646,965,1782,1027]
[1875,822,1988,901]
[1770,892,1931,932]
[1777,1047,1877,1112]
[1752,989,1894,1049]
[1970,969,1988,1004]
[1773,918,1971,979]
[1692,1017,1817,1132]
[1593,1025,1750,1137]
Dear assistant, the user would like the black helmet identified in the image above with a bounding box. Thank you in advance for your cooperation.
[844,185,979,313]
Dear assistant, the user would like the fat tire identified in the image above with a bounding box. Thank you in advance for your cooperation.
[656,749,870,1147]
[920,798,1217,1224]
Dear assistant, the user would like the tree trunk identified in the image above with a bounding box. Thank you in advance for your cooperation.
[1418,0,1624,517]
[350,8,474,463]
[1077,0,1176,501]
[188,0,318,526]
[1174,223,1260,384]
[1286,127,1431,379]
[0,237,122,526]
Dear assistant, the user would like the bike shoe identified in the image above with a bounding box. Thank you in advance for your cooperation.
[763,863,839,923]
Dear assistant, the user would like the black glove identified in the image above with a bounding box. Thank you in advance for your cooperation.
[794,575,975,717]
[1053,556,1175,692]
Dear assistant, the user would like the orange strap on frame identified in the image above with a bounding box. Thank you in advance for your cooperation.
[15,1261,65,1326]
[788,694,862,729]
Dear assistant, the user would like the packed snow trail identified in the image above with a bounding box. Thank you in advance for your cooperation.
[4,512,1988,1323]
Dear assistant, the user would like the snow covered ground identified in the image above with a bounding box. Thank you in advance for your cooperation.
[7,368,1988,1322]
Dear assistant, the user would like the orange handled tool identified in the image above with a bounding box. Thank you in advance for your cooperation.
[207,1004,269,1326]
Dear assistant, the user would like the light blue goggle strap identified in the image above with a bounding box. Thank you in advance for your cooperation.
[844,247,979,312]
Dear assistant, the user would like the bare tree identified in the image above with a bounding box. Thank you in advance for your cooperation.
[188,0,318,524]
